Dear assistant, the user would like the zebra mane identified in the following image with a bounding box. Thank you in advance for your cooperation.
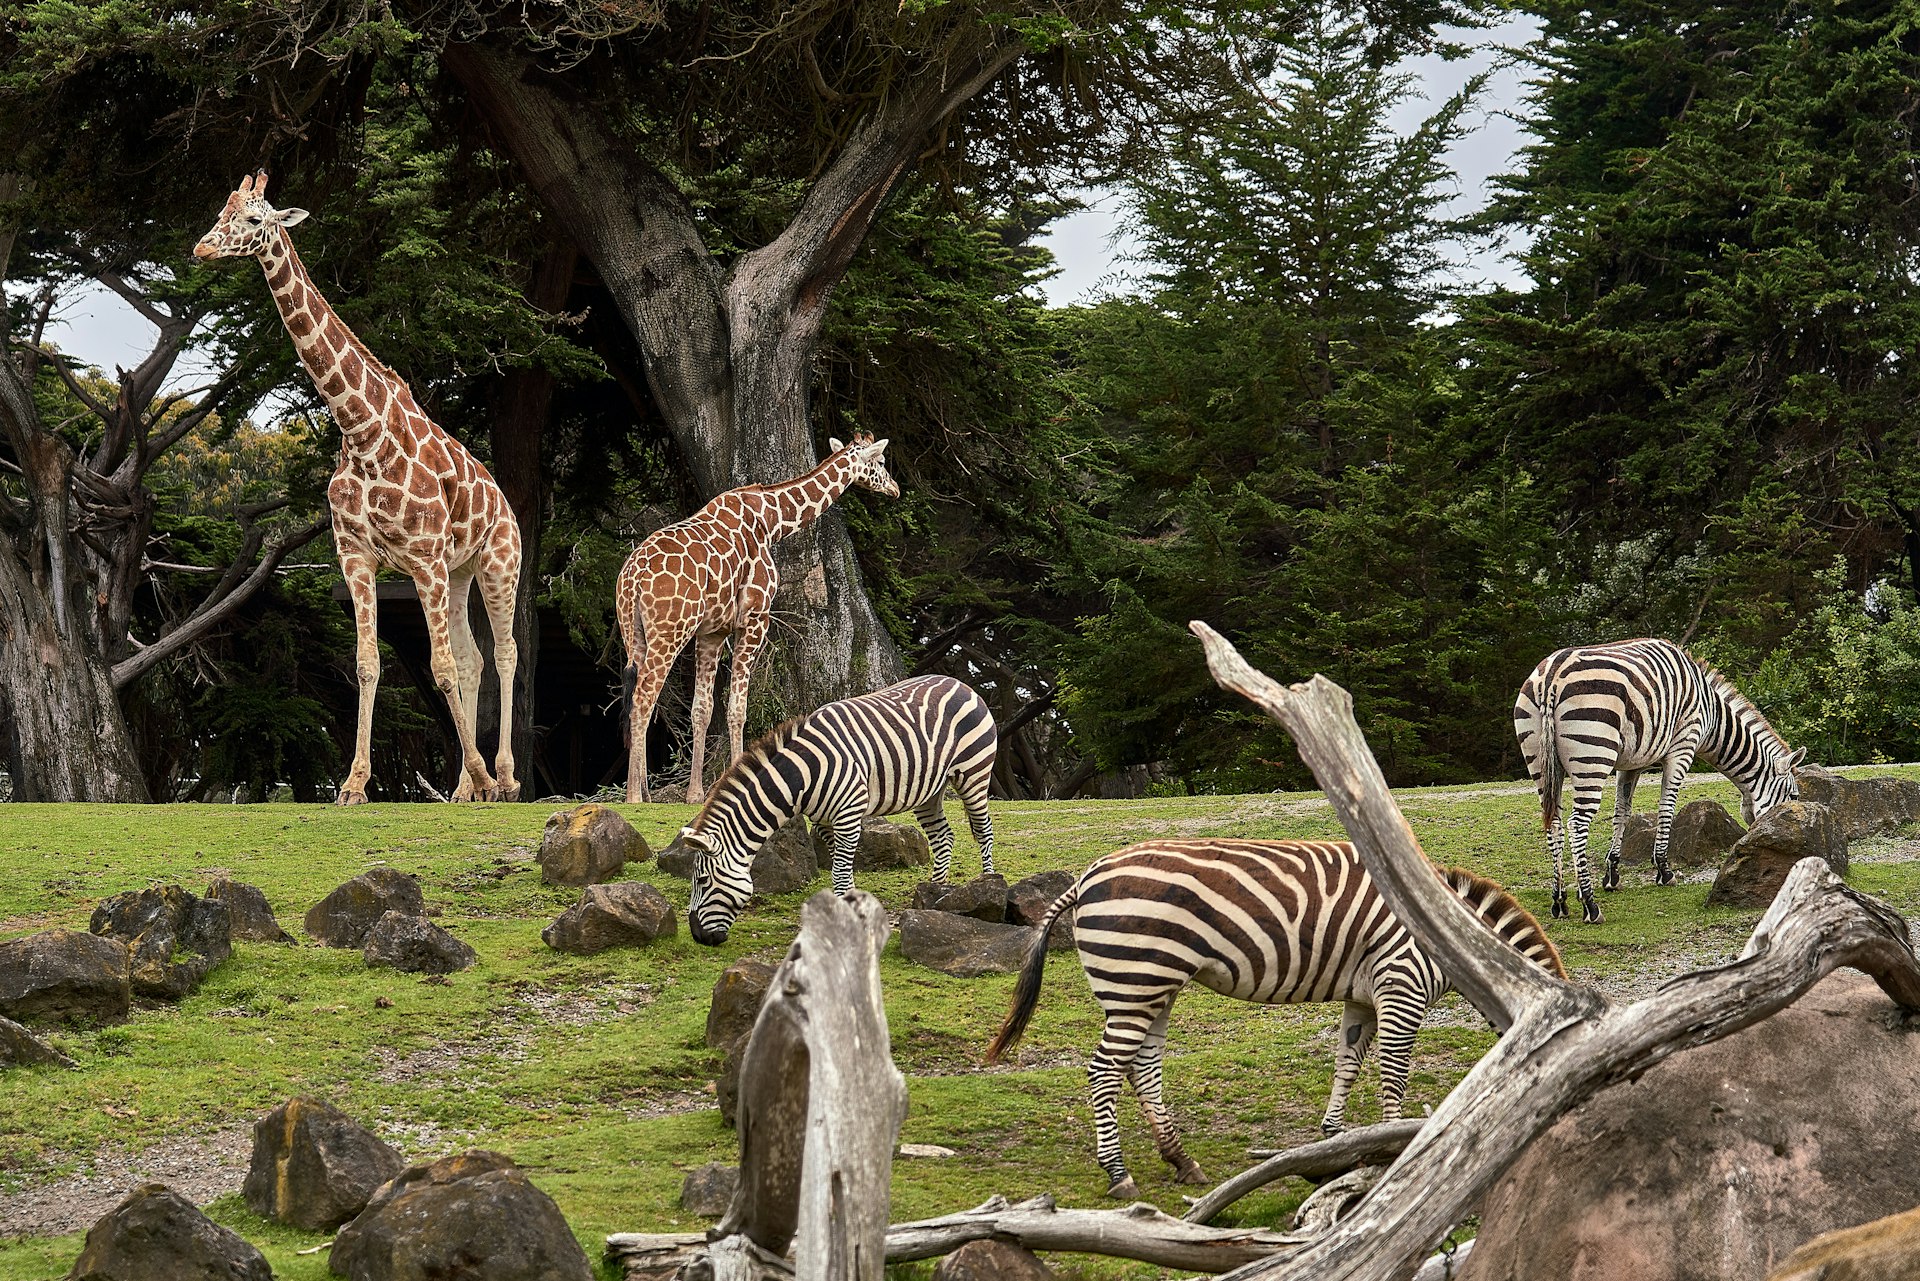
[1439,866,1567,980]
[687,713,809,831]
[1694,658,1791,757]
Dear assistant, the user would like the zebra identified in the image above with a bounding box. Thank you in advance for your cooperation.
[1513,637,1804,924]
[658,674,997,945]
[984,838,1563,1199]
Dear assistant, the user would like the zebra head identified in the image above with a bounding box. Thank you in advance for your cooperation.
[1743,744,1808,825]
[829,432,899,499]
[673,826,753,946]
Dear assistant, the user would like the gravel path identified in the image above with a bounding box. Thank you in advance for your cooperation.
[0,1124,253,1238]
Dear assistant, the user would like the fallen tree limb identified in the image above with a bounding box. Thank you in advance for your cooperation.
[1184,1120,1425,1226]
[1187,620,1920,1281]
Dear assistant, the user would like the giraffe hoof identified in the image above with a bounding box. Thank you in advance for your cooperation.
[1106,1176,1140,1201]
[335,789,368,807]
[1174,1159,1207,1185]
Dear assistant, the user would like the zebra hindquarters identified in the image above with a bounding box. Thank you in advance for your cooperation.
[953,762,994,878]
[1320,999,1378,1135]
[1079,944,1194,1198]
[1369,982,1437,1124]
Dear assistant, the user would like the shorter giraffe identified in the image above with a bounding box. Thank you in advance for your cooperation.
[616,434,899,804]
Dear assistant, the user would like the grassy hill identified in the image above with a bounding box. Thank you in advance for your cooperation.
[3,772,1918,1280]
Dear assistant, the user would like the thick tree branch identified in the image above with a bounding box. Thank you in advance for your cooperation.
[1183,1120,1425,1227]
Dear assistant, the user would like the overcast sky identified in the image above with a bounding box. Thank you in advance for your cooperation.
[41,13,1541,384]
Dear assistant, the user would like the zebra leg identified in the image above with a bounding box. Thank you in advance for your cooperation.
[913,795,957,884]
[1321,1000,1377,1136]
[1566,780,1607,924]
[1547,817,1570,920]
[1372,988,1428,1122]
[1651,748,1696,888]
[1130,1000,1203,1185]
[827,812,861,898]
[955,766,996,878]
[1604,769,1640,892]
[1088,991,1174,1199]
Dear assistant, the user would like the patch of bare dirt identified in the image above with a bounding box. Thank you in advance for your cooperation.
[0,1123,252,1239]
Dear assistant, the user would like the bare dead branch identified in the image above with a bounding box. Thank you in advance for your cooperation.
[1183,1119,1426,1226]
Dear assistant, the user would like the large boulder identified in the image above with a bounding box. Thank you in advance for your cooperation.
[909,874,1009,923]
[1768,1202,1920,1281]
[0,1014,74,1069]
[1794,763,1843,807]
[934,1239,1056,1280]
[538,804,649,886]
[752,817,819,894]
[1006,870,1078,950]
[362,912,476,975]
[242,1096,406,1231]
[329,1150,593,1281]
[0,929,131,1026]
[707,959,777,1128]
[679,1163,738,1217]
[1614,801,1745,872]
[1707,802,1848,909]
[90,885,232,1000]
[1796,766,1920,840]
[897,911,1035,977]
[1459,971,1920,1281]
[809,817,932,873]
[65,1183,271,1281]
[205,878,293,944]
[305,868,426,947]
[540,882,677,955]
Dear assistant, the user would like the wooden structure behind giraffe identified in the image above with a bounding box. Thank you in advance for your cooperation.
[194,172,522,804]
[616,434,899,804]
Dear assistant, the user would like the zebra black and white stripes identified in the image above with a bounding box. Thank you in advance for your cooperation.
[1514,637,1804,924]
[985,838,1563,1198]
[662,674,998,945]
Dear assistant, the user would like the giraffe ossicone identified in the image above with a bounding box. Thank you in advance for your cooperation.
[195,171,524,806]
[616,433,900,805]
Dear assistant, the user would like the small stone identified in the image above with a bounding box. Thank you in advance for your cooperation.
[1707,801,1848,909]
[65,1183,271,1281]
[205,878,293,944]
[657,843,694,879]
[0,1014,74,1069]
[538,803,650,886]
[909,874,1009,923]
[0,929,131,1026]
[933,1239,1056,1281]
[897,910,1037,977]
[90,886,232,1000]
[541,882,677,954]
[679,1162,738,1217]
[809,817,933,872]
[374,996,393,1009]
[898,1143,959,1158]
[752,817,819,894]
[305,868,426,948]
[242,1096,406,1231]
[362,912,476,975]
[329,1150,593,1281]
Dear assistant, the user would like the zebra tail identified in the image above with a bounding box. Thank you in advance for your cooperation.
[1538,687,1563,829]
[985,883,1078,1065]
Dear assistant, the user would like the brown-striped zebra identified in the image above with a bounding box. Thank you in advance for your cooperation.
[658,675,997,945]
[985,838,1563,1199]
[1514,637,1803,924]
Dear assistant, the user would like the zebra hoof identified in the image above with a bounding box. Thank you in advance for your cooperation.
[1582,900,1604,925]
[1106,1176,1141,1201]
[1174,1158,1206,1185]
[1654,867,1675,887]
[1550,892,1569,919]
[1319,1119,1346,1137]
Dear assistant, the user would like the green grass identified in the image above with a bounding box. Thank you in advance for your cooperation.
[3,771,1918,1280]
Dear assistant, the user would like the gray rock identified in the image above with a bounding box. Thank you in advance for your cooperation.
[0,1014,74,1069]
[809,817,932,872]
[1794,763,1842,807]
[1795,766,1920,840]
[1006,871,1078,950]
[242,1096,405,1231]
[679,1163,738,1217]
[752,817,819,894]
[1618,813,1656,870]
[657,843,694,879]
[0,929,131,1026]
[538,803,650,886]
[541,882,677,955]
[90,885,232,1000]
[706,959,777,1052]
[65,1183,271,1281]
[362,912,476,975]
[329,1150,593,1281]
[305,868,426,948]
[1460,971,1920,1281]
[1707,801,1847,909]
[897,910,1036,977]
[1613,801,1744,871]
[205,878,293,944]
[934,1239,1056,1280]
[910,874,1009,923]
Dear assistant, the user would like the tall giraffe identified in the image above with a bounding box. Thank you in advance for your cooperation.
[617,434,899,804]
[194,172,522,804]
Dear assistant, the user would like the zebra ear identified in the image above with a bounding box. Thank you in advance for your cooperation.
[1786,746,1808,769]
[679,827,712,853]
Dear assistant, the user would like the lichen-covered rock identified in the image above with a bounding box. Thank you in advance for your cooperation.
[304,868,426,947]
[897,910,1035,977]
[242,1096,405,1231]
[90,885,232,1000]
[679,1163,738,1217]
[909,874,1009,922]
[1794,766,1920,840]
[707,959,778,1128]
[205,879,293,944]
[1667,799,1747,866]
[809,817,932,872]
[537,804,650,886]
[1006,870,1078,949]
[934,1240,1056,1280]
[540,882,677,954]
[329,1150,593,1281]
[65,1183,271,1281]
[1707,801,1848,909]
[751,817,818,894]
[0,1014,74,1069]
[0,929,131,1026]
[1768,1202,1920,1281]
[362,912,476,975]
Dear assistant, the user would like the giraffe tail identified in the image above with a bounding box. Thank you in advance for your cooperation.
[985,881,1079,1065]
[619,609,645,749]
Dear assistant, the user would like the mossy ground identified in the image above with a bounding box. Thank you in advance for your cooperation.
[3,770,1917,1280]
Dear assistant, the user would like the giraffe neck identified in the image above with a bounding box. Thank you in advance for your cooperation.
[761,453,858,539]
[255,230,405,457]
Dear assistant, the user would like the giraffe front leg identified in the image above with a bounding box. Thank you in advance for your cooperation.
[479,536,522,802]
[338,552,381,806]
[445,569,494,802]
[718,612,772,799]
[683,632,725,807]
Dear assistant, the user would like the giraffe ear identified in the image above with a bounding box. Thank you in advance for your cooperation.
[828,437,845,453]
[271,207,310,228]
[872,437,890,453]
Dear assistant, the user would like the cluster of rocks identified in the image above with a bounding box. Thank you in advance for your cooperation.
[534,804,677,954]
[63,1097,593,1281]
[897,869,1078,977]
[305,867,475,975]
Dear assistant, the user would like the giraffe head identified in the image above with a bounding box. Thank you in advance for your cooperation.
[828,431,899,498]
[193,172,309,261]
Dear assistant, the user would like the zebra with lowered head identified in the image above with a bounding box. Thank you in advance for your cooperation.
[659,674,997,945]
[1514,637,1804,924]
[985,838,1563,1199]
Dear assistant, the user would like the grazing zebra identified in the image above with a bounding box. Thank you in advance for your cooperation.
[984,838,1563,1199]
[659,674,997,945]
[1514,637,1804,924]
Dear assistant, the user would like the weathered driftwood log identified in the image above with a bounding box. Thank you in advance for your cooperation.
[1187,621,1920,1281]
[1184,1119,1425,1226]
